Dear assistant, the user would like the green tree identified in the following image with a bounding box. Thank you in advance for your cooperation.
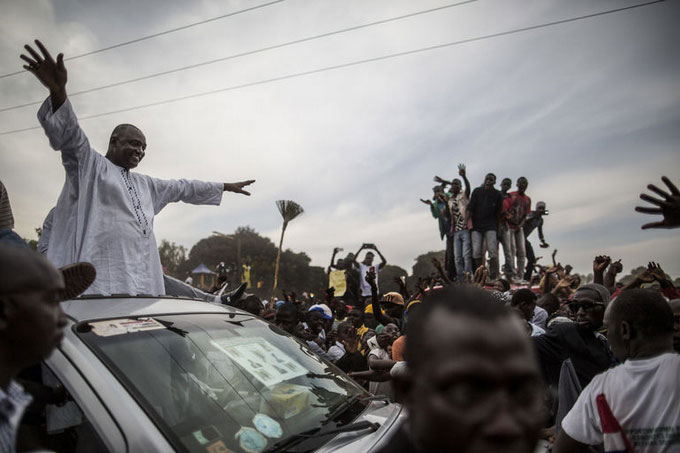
[378,264,409,294]
[180,227,326,298]
[158,240,187,279]
[618,266,647,286]
[409,250,446,286]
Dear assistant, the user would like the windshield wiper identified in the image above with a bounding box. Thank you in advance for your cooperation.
[263,420,380,453]
[324,394,363,423]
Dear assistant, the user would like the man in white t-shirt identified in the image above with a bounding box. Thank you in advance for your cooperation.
[351,244,386,308]
[554,289,680,453]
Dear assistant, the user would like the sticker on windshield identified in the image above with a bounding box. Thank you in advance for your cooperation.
[252,413,282,439]
[89,318,165,337]
[193,425,221,446]
[235,427,267,453]
[206,440,233,453]
[211,338,306,387]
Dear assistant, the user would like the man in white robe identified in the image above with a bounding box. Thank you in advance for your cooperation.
[21,40,255,296]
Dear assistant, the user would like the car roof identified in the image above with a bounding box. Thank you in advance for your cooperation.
[61,295,246,323]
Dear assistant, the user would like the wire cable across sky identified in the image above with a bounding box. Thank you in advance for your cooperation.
[0,0,288,79]
[0,0,667,137]
[0,0,477,113]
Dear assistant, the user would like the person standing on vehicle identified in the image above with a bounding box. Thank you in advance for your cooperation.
[523,201,550,282]
[465,173,504,279]
[21,40,255,296]
[0,244,94,453]
[505,177,532,281]
[447,166,472,282]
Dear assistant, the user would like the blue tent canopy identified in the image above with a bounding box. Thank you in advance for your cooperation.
[191,263,215,274]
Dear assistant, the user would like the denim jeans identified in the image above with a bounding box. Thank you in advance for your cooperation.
[471,229,499,278]
[453,229,472,281]
[509,227,527,278]
[498,223,514,277]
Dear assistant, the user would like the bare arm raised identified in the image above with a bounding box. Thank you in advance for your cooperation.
[21,40,67,113]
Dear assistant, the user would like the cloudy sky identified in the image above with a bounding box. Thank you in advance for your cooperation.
[1,0,678,277]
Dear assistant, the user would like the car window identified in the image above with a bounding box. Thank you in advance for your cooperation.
[16,364,110,452]
[76,313,368,453]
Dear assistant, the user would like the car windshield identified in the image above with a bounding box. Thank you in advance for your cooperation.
[76,312,369,452]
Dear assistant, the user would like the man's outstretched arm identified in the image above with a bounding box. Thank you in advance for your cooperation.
[224,181,255,196]
[21,40,67,113]
[149,178,255,214]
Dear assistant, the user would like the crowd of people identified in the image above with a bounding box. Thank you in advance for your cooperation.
[1,39,680,453]
[422,165,549,284]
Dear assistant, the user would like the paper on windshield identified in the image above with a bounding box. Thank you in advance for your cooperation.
[89,318,165,337]
[211,337,306,387]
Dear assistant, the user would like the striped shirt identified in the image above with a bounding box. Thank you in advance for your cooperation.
[0,180,14,230]
[0,380,33,453]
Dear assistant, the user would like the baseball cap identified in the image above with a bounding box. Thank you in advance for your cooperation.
[381,292,404,306]
[308,304,333,320]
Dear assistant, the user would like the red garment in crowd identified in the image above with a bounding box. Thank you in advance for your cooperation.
[504,191,531,229]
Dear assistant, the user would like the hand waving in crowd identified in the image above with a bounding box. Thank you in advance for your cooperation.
[635,176,680,229]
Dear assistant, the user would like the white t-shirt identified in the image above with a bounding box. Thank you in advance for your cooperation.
[358,262,381,297]
[327,342,346,362]
[562,352,680,452]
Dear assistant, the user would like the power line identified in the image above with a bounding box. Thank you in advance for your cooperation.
[0,0,477,113]
[0,0,287,79]
[0,0,667,137]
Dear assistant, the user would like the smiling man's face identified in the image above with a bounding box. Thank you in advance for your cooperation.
[107,124,147,170]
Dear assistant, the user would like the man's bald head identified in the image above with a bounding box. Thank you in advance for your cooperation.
[607,289,673,339]
[604,289,674,362]
[0,244,63,296]
[110,123,143,141]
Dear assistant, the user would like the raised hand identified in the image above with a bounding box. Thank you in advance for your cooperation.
[635,176,680,229]
[224,180,255,196]
[433,176,449,186]
[472,265,488,288]
[609,259,623,274]
[555,277,572,290]
[647,262,666,281]
[458,163,466,177]
[546,264,563,274]
[593,255,611,273]
[635,268,656,284]
[21,40,67,93]
[365,268,377,288]
[420,198,432,205]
